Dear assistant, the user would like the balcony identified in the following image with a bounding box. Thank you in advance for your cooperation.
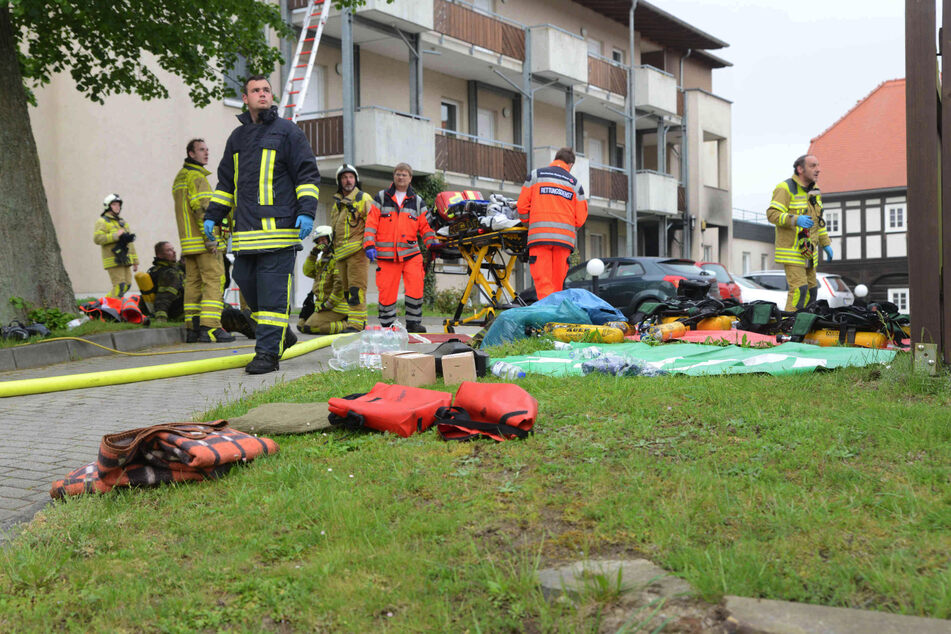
[634,65,678,117]
[299,112,344,157]
[432,0,525,60]
[588,55,626,96]
[702,185,731,226]
[435,130,526,183]
[638,171,680,215]
[531,25,587,84]
[590,165,627,201]
[290,0,432,32]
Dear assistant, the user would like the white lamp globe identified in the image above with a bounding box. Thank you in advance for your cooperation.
[586,258,605,277]
[854,284,869,298]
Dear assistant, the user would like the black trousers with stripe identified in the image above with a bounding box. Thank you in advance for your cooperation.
[233,248,295,356]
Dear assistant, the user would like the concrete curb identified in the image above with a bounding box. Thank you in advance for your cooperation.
[1,326,185,371]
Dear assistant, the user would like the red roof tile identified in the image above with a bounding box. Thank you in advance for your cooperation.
[807,79,906,194]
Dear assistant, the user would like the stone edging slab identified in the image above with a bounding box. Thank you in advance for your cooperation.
[0,326,185,371]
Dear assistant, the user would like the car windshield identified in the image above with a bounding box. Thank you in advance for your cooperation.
[735,276,767,289]
[754,274,787,291]
[823,275,850,293]
[565,266,592,284]
[657,260,704,276]
[700,263,731,283]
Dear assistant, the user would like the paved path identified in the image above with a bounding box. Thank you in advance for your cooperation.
[0,319,476,535]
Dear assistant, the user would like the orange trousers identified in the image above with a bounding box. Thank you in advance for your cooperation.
[375,256,425,326]
[528,244,571,300]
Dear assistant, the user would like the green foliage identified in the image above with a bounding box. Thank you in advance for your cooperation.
[433,288,464,314]
[8,296,74,330]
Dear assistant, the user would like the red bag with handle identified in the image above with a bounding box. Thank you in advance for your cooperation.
[435,381,537,441]
[328,382,452,438]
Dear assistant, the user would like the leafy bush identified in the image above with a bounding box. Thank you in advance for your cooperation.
[9,296,76,331]
[433,288,465,314]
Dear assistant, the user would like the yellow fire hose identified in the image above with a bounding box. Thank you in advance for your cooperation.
[0,335,338,398]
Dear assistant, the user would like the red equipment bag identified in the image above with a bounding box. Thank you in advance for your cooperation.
[435,381,538,441]
[434,190,484,219]
[327,382,452,438]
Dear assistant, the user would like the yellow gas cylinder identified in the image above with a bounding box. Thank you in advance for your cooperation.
[543,322,626,343]
[135,271,155,302]
[696,315,737,331]
[803,329,889,349]
[644,321,687,342]
[603,320,633,335]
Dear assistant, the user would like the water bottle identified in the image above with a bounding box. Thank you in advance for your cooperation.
[552,341,572,351]
[569,346,603,360]
[490,361,526,380]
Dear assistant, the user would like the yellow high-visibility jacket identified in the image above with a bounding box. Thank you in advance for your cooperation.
[93,212,138,269]
[172,160,216,256]
[767,176,831,267]
[302,249,348,313]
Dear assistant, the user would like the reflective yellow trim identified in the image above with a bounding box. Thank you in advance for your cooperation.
[259,149,276,205]
[211,190,234,207]
[296,184,319,200]
[769,201,788,213]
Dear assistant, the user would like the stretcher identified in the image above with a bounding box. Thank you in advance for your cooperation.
[434,226,528,332]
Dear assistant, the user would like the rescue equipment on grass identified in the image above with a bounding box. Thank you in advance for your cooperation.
[786,301,907,347]
[79,295,147,325]
[50,420,278,498]
[135,270,155,303]
[544,322,626,343]
[327,382,452,437]
[435,381,537,441]
[801,329,888,349]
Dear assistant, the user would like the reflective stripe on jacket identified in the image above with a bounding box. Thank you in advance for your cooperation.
[204,107,320,254]
[766,177,831,267]
[93,212,138,269]
[517,159,588,251]
[173,160,216,255]
[364,185,436,262]
[331,189,375,260]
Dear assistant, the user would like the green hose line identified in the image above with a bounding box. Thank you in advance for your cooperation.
[0,335,339,398]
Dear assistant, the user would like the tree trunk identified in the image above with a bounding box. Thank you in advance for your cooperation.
[0,7,76,323]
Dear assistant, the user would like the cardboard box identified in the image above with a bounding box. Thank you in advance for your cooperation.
[394,353,437,387]
[381,351,417,380]
[441,351,477,385]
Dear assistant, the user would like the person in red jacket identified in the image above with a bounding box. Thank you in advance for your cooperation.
[517,147,588,299]
[364,163,439,333]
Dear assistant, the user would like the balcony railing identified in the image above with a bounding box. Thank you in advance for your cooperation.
[435,130,526,182]
[588,55,627,96]
[589,164,627,200]
[434,0,525,60]
[299,110,344,157]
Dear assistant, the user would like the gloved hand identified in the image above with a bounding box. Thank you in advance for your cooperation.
[365,247,377,262]
[295,215,314,240]
[795,214,814,229]
[823,246,834,261]
[428,241,443,253]
[203,219,216,241]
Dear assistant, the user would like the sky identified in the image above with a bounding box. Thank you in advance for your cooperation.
[655,0,909,214]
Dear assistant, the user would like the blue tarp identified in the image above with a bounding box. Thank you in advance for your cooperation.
[534,289,625,324]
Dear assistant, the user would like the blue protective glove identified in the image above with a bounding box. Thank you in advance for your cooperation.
[795,214,814,229]
[295,215,314,240]
[365,247,377,262]
[203,219,216,241]
[823,246,834,261]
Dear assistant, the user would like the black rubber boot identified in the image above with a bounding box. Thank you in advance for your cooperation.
[185,316,200,343]
[198,326,236,343]
[405,321,426,334]
[245,351,280,374]
[281,328,298,354]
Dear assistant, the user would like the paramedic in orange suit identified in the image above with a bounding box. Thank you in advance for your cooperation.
[517,146,588,299]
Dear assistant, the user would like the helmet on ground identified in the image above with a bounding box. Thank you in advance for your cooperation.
[103,193,123,210]
[335,164,360,189]
[313,225,333,241]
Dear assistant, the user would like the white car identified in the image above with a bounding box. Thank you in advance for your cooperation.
[744,270,855,308]
[732,275,787,306]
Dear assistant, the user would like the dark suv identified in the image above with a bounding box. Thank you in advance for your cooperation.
[518,257,717,318]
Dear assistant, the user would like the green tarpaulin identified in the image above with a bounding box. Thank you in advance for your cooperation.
[496,341,897,377]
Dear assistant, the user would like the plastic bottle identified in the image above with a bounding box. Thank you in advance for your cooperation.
[490,361,526,380]
[66,315,89,330]
[552,341,573,351]
[569,346,603,360]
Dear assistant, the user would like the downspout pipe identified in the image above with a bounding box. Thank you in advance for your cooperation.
[626,0,638,256]
[679,48,693,258]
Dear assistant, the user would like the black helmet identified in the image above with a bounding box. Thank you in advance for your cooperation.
[335,164,360,190]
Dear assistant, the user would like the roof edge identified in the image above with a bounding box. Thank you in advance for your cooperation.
[809,78,905,145]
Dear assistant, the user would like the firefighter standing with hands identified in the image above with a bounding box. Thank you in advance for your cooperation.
[329,164,374,331]
[364,162,438,333]
[517,147,588,299]
[93,194,138,298]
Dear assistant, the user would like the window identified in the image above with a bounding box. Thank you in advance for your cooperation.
[755,275,787,291]
[824,209,841,235]
[886,204,906,231]
[611,49,625,64]
[588,138,603,165]
[615,262,646,277]
[760,254,769,270]
[589,233,605,259]
[223,53,251,106]
[566,266,594,283]
[586,38,603,56]
[471,0,493,13]
[702,245,712,261]
[440,100,459,133]
[888,288,909,312]
[300,65,326,115]
[477,108,496,141]
[741,252,751,275]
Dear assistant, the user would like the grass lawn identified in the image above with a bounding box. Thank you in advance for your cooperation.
[0,340,948,631]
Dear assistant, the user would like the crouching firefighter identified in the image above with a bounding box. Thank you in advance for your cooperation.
[330,164,374,331]
[94,194,139,298]
[298,226,349,334]
[767,154,833,312]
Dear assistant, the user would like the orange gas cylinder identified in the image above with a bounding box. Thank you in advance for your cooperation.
[803,329,888,349]
[644,321,687,342]
[696,315,737,331]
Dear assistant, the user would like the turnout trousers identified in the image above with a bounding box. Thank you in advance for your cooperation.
[233,248,295,356]
[375,256,424,327]
[784,263,817,312]
[183,251,224,329]
[528,244,571,300]
[106,265,132,298]
[336,252,369,330]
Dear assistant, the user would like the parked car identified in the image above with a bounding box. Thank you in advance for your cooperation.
[732,275,787,306]
[744,269,855,308]
[698,261,742,300]
[518,257,719,318]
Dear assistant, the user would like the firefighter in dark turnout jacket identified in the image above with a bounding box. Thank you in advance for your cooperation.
[149,241,185,321]
[203,75,320,374]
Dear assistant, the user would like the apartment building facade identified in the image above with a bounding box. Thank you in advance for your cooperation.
[30,0,732,304]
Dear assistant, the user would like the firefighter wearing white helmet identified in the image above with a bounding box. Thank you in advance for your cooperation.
[328,163,376,331]
[298,225,349,334]
[93,193,139,297]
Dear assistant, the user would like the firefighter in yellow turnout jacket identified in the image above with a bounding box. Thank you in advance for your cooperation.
[93,194,138,297]
[329,164,373,331]
[172,139,234,343]
[767,154,833,311]
[298,226,349,334]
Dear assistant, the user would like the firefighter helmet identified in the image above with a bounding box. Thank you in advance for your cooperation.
[335,164,360,190]
[103,193,123,210]
[313,225,333,241]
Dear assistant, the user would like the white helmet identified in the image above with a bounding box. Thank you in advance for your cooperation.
[103,193,122,210]
[335,163,360,189]
[313,225,333,241]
